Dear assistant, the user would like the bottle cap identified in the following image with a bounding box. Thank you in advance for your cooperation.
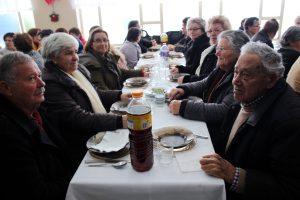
[131,90,143,98]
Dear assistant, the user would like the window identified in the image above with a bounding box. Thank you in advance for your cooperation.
[75,0,289,45]
[0,0,34,47]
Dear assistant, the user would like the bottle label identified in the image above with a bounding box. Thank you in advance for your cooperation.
[127,112,152,131]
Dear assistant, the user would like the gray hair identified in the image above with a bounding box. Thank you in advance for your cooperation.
[207,15,232,31]
[241,42,285,78]
[41,32,79,61]
[187,17,206,33]
[0,52,34,83]
[280,26,300,47]
[218,30,250,56]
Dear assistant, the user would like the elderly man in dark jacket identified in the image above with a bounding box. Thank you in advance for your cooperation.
[200,42,300,200]
[0,52,73,200]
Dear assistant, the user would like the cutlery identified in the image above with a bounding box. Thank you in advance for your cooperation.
[85,159,129,164]
[194,135,209,139]
[87,161,127,168]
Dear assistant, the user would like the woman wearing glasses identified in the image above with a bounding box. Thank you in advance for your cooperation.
[79,28,148,90]
[178,15,232,84]
[168,30,249,145]
[170,17,210,76]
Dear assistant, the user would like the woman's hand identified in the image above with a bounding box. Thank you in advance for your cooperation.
[168,88,185,100]
[168,100,181,115]
[120,93,132,102]
[200,154,236,184]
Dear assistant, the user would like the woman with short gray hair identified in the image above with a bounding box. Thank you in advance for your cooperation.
[218,30,250,57]
[278,26,300,78]
[41,32,132,172]
[41,32,79,61]
[171,17,210,76]
[168,30,249,141]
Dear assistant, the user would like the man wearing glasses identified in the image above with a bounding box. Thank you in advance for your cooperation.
[201,42,300,200]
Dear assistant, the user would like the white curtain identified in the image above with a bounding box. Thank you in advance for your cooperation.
[0,0,32,14]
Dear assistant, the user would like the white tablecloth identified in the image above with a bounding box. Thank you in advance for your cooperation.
[65,55,226,200]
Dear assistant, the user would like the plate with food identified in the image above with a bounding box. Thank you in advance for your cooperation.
[125,77,150,87]
[169,73,189,82]
[140,52,155,59]
[169,51,184,58]
[144,85,171,98]
[153,126,196,152]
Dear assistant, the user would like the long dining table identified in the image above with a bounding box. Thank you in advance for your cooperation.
[65,51,226,200]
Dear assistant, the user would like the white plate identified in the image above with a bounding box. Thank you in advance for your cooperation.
[169,51,184,58]
[87,130,129,153]
[110,101,128,114]
[153,126,195,151]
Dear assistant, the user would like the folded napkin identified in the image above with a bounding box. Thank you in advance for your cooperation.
[91,129,129,152]
[175,145,202,173]
[175,139,213,172]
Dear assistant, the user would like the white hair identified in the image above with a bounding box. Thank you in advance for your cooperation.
[41,32,79,61]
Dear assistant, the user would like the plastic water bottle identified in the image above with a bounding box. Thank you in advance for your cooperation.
[159,43,169,58]
[159,43,169,80]
[127,91,153,172]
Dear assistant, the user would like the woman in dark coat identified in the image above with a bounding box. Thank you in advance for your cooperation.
[171,17,210,76]
[79,28,147,90]
[277,26,300,78]
[41,33,131,172]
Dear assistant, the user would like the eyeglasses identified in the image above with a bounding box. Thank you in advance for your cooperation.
[188,28,201,32]
[234,68,264,81]
[93,39,109,43]
[206,29,223,34]
[216,46,232,52]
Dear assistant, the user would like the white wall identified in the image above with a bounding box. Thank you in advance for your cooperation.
[31,0,77,31]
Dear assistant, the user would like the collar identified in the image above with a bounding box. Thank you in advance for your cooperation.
[246,78,287,126]
[0,95,36,135]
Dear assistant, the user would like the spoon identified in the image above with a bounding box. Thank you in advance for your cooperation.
[87,161,127,168]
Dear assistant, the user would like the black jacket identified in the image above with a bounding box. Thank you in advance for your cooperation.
[0,95,72,200]
[42,61,123,171]
[278,47,300,78]
[215,79,300,200]
[177,34,210,75]
[252,30,274,48]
